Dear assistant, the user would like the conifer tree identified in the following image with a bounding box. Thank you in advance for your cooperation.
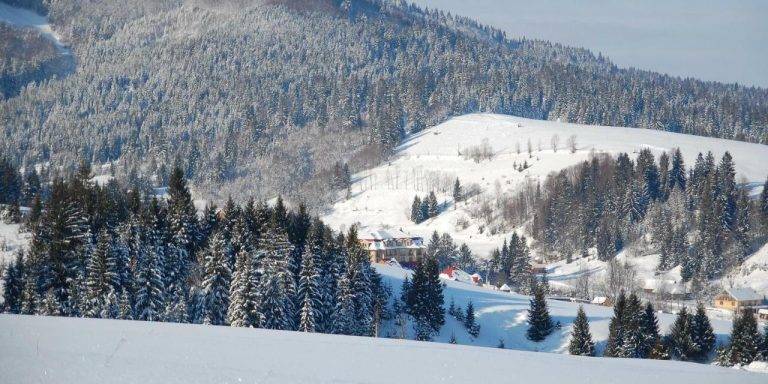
[427,191,439,218]
[167,165,198,267]
[620,293,643,358]
[84,230,119,318]
[2,252,24,314]
[639,302,662,359]
[526,281,553,342]
[134,244,165,322]
[727,309,761,365]
[604,292,627,357]
[411,195,422,223]
[200,231,232,325]
[406,253,444,341]
[690,303,715,362]
[258,222,296,331]
[667,307,695,361]
[464,300,479,337]
[452,178,462,205]
[227,249,260,328]
[298,246,321,332]
[569,306,595,356]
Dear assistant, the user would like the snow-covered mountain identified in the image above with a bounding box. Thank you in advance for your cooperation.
[2,313,765,384]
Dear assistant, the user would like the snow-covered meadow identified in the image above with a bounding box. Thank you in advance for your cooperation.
[322,113,768,293]
[0,2,69,52]
[1,313,764,384]
[375,264,736,353]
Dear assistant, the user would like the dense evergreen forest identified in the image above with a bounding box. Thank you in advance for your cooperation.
[1,0,767,207]
[1,158,454,342]
[496,148,768,290]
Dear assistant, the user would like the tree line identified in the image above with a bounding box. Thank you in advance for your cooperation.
[1,163,390,337]
[514,149,768,281]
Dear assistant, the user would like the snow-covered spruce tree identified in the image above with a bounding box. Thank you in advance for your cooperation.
[298,245,321,332]
[2,251,24,314]
[639,302,665,359]
[667,307,695,361]
[620,293,643,358]
[167,166,198,268]
[526,280,553,342]
[227,249,260,328]
[727,308,761,366]
[134,241,165,322]
[200,231,232,326]
[760,176,768,233]
[452,178,462,205]
[569,306,595,356]
[603,291,627,357]
[257,222,296,331]
[84,230,119,318]
[406,252,445,341]
[690,303,715,362]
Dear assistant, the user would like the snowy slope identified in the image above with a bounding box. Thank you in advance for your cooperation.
[1,314,763,384]
[375,264,736,354]
[0,222,27,265]
[0,2,69,51]
[323,114,768,258]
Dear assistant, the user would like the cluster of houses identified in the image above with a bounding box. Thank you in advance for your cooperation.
[358,227,768,321]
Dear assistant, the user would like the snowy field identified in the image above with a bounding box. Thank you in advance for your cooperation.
[1,314,764,384]
[0,2,69,51]
[374,264,743,354]
[323,114,768,257]
[322,113,768,293]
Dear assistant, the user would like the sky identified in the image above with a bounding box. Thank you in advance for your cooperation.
[410,0,768,88]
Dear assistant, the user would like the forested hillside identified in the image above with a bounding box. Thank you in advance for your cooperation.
[1,0,767,206]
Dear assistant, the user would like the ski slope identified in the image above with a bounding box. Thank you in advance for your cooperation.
[1,314,763,384]
[323,114,768,258]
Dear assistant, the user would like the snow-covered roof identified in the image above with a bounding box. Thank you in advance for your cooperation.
[499,284,511,292]
[724,287,764,302]
[591,297,608,305]
[758,309,768,315]
[359,228,422,241]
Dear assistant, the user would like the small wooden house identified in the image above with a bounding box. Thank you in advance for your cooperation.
[713,287,765,312]
[758,309,768,321]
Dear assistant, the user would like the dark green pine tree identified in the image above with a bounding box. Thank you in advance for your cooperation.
[411,196,422,223]
[620,293,643,358]
[452,178,462,205]
[569,306,595,356]
[427,191,439,218]
[690,303,716,362]
[464,300,479,337]
[639,302,662,359]
[604,291,627,357]
[526,281,553,342]
[2,251,24,314]
[406,253,445,341]
[728,309,761,366]
[667,307,695,361]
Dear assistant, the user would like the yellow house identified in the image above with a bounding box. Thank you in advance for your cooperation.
[359,229,425,266]
[713,287,765,312]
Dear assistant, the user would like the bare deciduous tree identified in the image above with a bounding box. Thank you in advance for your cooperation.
[550,134,560,153]
[567,134,577,154]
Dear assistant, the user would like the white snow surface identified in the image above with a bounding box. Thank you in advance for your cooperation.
[0,2,68,51]
[1,313,763,384]
[374,264,739,353]
[323,114,768,258]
